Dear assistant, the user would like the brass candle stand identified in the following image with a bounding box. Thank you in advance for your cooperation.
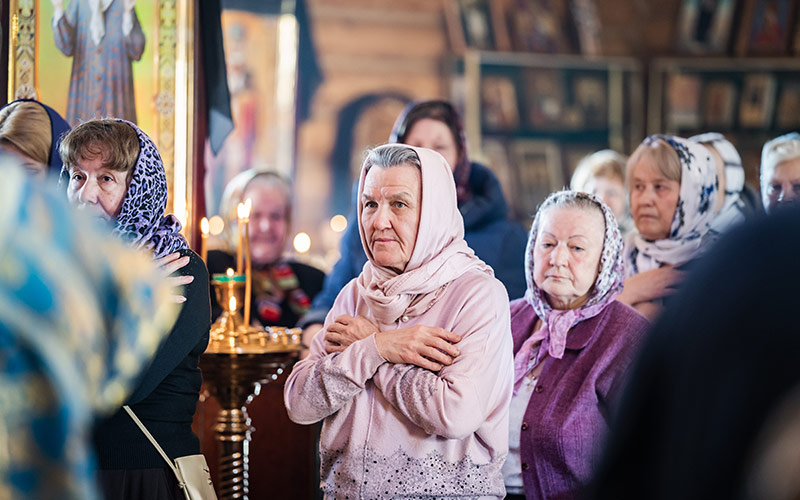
[201,272,303,499]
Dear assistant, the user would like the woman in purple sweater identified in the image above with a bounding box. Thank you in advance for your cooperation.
[503,190,650,500]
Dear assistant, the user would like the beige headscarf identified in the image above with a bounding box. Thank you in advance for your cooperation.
[355,145,492,327]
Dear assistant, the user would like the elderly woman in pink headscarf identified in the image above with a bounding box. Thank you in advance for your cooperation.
[284,144,514,499]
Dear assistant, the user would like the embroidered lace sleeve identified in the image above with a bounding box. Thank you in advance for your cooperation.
[284,283,387,424]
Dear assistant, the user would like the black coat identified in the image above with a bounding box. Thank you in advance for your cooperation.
[589,207,800,500]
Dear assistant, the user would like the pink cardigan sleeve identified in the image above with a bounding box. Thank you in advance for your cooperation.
[371,278,514,439]
[283,281,387,425]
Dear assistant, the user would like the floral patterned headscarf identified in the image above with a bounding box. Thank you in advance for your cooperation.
[625,134,718,276]
[689,132,746,232]
[513,190,623,391]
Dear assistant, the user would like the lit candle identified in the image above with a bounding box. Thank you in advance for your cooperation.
[228,295,237,348]
[236,203,246,273]
[240,199,253,326]
[200,217,209,264]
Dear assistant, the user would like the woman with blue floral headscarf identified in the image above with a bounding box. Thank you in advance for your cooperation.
[0,155,178,500]
[619,134,718,319]
[503,190,649,500]
[60,118,211,499]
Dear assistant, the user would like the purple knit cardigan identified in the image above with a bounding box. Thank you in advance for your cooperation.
[509,297,649,500]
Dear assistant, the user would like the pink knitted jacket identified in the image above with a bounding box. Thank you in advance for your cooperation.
[284,269,514,499]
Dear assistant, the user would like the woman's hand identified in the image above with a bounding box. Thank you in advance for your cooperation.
[619,266,684,306]
[300,323,323,359]
[324,315,378,353]
[633,300,662,321]
[155,252,193,303]
[374,326,462,372]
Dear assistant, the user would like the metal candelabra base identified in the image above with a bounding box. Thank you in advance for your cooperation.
[200,327,302,500]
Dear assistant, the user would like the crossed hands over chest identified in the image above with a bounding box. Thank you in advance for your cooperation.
[324,315,462,372]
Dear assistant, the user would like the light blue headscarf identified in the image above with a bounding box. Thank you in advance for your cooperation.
[0,160,177,499]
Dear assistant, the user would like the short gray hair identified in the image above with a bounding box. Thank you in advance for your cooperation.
[363,144,422,173]
[761,133,800,192]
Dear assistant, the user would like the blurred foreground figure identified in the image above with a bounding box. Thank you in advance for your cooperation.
[0,160,178,499]
[588,207,800,500]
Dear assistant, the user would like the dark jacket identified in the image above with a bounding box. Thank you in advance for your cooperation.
[589,207,800,500]
[301,162,527,327]
[93,249,210,468]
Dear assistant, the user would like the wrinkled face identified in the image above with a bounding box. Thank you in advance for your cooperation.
[403,118,459,172]
[244,180,290,265]
[0,143,46,177]
[629,160,681,240]
[66,155,129,221]
[584,175,626,222]
[533,206,605,310]
[763,157,800,214]
[361,164,422,273]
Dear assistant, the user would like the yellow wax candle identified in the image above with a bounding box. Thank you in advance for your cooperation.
[236,203,245,274]
[240,199,253,326]
[200,217,209,264]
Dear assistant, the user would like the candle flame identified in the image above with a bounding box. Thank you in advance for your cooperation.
[200,217,209,235]
[226,268,234,277]
[229,295,237,312]
[237,200,252,220]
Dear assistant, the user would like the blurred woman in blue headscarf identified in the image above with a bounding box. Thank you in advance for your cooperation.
[0,155,178,499]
